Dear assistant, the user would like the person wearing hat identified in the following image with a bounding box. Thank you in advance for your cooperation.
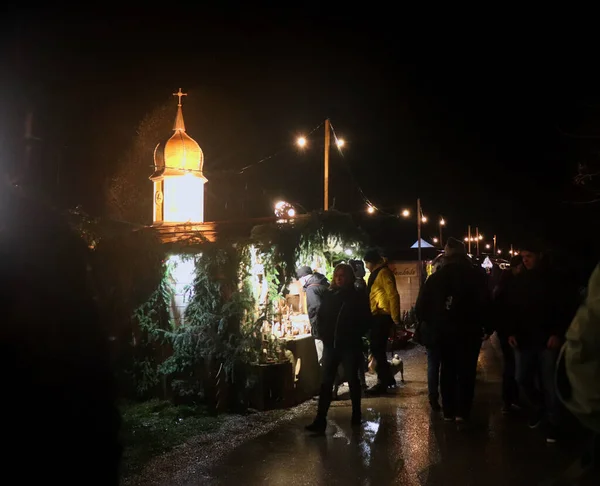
[362,248,401,394]
[296,265,329,365]
[415,237,491,422]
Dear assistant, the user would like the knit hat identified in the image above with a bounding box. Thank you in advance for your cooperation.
[296,266,313,279]
[444,237,466,257]
[363,248,384,264]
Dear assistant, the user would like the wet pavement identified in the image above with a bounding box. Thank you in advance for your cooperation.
[196,341,593,486]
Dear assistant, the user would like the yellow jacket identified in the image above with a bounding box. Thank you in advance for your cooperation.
[368,265,401,324]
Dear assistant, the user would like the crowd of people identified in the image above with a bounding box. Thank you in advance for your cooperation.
[301,236,600,482]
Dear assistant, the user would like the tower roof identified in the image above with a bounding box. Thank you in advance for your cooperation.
[150,89,206,181]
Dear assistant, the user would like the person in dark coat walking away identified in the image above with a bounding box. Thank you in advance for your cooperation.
[415,237,491,423]
[493,254,524,414]
[415,255,446,411]
[297,266,329,365]
[305,264,372,434]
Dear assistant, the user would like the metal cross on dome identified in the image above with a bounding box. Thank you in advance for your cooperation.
[173,88,187,106]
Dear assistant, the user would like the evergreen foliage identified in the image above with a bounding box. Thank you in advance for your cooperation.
[88,211,368,403]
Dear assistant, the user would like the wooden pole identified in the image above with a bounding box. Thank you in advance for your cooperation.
[324,118,330,211]
[468,225,472,254]
[417,198,422,287]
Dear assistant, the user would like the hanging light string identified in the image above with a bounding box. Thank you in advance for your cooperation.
[329,120,402,218]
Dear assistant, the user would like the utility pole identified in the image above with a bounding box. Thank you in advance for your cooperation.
[417,197,422,287]
[439,217,445,247]
[476,227,480,256]
[324,118,330,211]
[493,235,497,255]
[468,225,472,254]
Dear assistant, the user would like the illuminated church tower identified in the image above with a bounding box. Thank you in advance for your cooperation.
[150,89,207,224]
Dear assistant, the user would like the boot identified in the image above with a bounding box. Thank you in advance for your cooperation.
[305,417,326,434]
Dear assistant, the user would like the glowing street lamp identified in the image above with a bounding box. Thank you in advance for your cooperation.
[485,244,491,250]
[367,205,375,214]
[336,138,345,148]
[297,136,307,148]
[438,217,446,246]
[421,215,428,223]
[274,200,295,219]
[401,209,410,218]
[432,237,439,244]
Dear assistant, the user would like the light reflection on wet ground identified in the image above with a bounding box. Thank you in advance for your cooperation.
[187,341,592,485]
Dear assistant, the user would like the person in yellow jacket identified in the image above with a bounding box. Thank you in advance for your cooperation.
[363,249,401,394]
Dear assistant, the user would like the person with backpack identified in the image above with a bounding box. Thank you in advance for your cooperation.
[362,249,401,395]
[551,263,600,483]
[415,237,491,423]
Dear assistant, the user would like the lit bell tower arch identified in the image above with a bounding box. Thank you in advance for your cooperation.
[150,88,207,224]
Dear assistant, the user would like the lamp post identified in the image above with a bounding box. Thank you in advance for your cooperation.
[417,198,423,287]
[323,119,330,211]
[401,201,426,287]
[297,119,345,212]
[467,225,472,253]
[439,217,446,246]
[493,234,497,255]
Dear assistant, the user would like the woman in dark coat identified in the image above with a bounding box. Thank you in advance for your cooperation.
[305,263,372,434]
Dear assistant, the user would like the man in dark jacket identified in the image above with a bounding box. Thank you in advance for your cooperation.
[305,263,372,434]
[493,254,524,413]
[416,237,491,422]
[508,244,571,443]
[296,266,329,364]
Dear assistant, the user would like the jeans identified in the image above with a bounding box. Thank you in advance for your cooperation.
[440,336,482,419]
[317,346,362,420]
[427,347,441,401]
[371,314,393,384]
[515,346,560,426]
[499,335,519,406]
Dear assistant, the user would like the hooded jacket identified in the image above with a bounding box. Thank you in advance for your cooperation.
[557,263,600,434]
[367,265,401,324]
[303,273,329,337]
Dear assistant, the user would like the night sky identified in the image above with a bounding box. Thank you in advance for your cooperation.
[1,9,599,260]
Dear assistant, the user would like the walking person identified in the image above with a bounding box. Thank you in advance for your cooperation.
[416,256,446,411]
[507,243,571,443]
[362,249,401,395]
[415,238,491,423]
[305,264,372,434]
[492,254,524,414]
